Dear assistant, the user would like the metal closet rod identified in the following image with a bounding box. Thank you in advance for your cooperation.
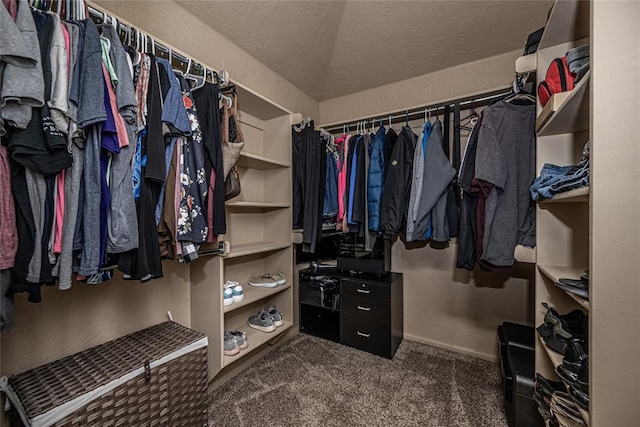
[85,4,229,84]
[322,88,510,133]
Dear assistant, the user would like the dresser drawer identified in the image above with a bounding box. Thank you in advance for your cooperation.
[341,279,389,303]
[341,295,389,322]
[340,313,391,358]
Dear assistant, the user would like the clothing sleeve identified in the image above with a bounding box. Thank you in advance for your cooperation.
[474,117,508,190]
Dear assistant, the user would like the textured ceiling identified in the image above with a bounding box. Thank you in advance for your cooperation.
[176,0,552,101]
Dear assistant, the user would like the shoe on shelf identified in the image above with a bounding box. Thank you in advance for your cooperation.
[562,340,588,370]
[550,391,584,424]
[223,287,234,306]
[224,281,244,302]
[248,274,278,288]
[248,310,277,332]
[229,330,248,349]
[542,302,588,341]
[224,331,240,356]
[568,384,589,411]
[267,305,284,327]
[555,278,589,300]
[556,357,588,389]
[534,373,564,412]
[272,272,287,286]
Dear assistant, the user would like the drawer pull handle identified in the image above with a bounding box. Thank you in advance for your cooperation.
[357,288,370,294]
[357,305,371,312]
[357,331,371,338]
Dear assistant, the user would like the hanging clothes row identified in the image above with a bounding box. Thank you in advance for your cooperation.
[0,0,238,331]
[293,111,458,253]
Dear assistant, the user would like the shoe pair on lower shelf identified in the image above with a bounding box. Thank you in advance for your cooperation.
[247,306,284,332]
[555,270,589,300]
[224,330,248,356]
[536,302,588,355]
[555,340,589,410]
[223,281,244,306]
[248,273,286,288]
[550,391,586,426]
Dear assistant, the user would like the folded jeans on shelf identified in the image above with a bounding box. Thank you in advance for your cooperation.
[531,162,589,201]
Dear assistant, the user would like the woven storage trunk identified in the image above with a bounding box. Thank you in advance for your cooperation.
[3,322,208,427]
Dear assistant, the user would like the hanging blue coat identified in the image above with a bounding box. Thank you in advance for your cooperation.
[367,126,386,231]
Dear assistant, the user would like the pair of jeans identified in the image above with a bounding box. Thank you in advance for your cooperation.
[530,161,589,201]
[323,153,339,218]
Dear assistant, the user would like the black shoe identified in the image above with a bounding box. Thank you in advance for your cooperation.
[556,357,588,389]
[562,340,588,369]
[534,373,564,413]
[555,278,589,300]
[569,384,589,410]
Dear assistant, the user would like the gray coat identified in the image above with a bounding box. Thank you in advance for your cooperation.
[412,120,456,242]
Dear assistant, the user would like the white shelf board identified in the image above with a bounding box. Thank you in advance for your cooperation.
[234,83,290,121]
[538,265,586,283]
[536,72,590,136]
[224,283,291,314]
[224,242,291,259]
[515,245,536,263]
[538,187,589,204]
[565,291,589,311]
[223,322,293,367]
[538,0,590,50]
[515,54,537,74]
[225,201,290,211]
[539,334,564,369]
[237,151,290,170]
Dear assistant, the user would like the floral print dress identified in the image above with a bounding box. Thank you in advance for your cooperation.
[176,76,208,244]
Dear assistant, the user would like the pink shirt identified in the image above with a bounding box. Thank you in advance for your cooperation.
[53,169,65,254]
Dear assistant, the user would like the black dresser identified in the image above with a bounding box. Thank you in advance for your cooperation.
[299,267,403,359]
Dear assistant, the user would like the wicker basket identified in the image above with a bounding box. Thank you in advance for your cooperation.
[2,322,208,427]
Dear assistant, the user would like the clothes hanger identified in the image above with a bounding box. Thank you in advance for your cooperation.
[185,64,206,90]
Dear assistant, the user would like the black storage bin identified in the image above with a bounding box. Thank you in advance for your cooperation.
[498,322,543,427]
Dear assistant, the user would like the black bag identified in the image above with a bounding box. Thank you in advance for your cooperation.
[224,165,241,200]
[524,27,544,55]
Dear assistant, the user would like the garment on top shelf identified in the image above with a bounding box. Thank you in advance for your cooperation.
[474,100,536,267]
[380,126,416,238]
[367,126,385,232]
[530,142,589,201]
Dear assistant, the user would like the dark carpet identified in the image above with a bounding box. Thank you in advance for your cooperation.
[208,334,508,426]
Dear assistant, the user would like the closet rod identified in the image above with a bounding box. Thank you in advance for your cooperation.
[83,2,230,85]
[321,88,510,133]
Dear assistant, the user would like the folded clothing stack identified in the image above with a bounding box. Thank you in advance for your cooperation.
[531,142,589,201]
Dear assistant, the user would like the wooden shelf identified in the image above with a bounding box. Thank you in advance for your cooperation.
[237,151,290,170]
[538,0,590,50]
[539,334,564,368]
[225,201,290,211]
[538,187,589,204]
[224,242,291,259]
[223,322,293,367]
[515,54,537,74]
[515,245,536,263]
[538,265,586,284]
[235,83,291,120]
[536,72,590,136]
[565,291,589,311]
[224,283,291,314]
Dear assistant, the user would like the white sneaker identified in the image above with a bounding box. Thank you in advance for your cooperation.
[223,287,234,306]
[272,272,287,286]
[248,274,278,288]
[232,284,244,302]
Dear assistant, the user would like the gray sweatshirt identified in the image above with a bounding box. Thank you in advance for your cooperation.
[0,0,45,129]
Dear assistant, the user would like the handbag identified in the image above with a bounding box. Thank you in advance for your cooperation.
[224,165,241,200]
[221,94,244,180]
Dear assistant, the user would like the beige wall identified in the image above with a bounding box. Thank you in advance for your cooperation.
[91,0,318,118]
[319,49,521,126]
[1,261,190,376]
